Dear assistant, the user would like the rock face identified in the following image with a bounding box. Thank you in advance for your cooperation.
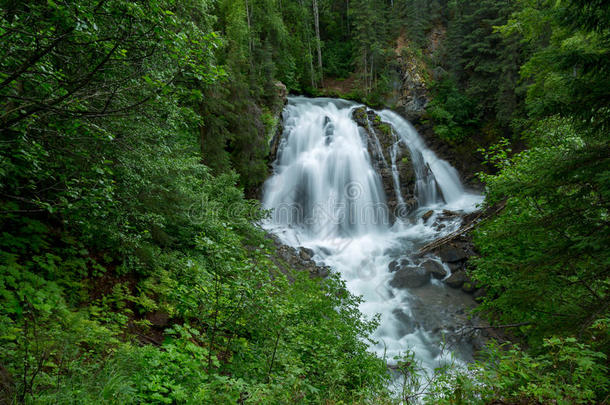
[389,29,484,190]
[352,107,417,220]
[395,55,429,121]
[391,32,434,122]
[390,265,430,289]
[267,81,289,165]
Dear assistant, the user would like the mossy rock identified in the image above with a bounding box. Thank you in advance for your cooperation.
[353,106,367,121]
[378,123,393,136]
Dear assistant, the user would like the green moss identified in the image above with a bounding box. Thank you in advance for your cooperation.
[378,123,392,136]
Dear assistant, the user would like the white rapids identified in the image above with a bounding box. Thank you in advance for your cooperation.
[262,96,483,377]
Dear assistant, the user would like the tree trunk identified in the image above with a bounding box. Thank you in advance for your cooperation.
[363,49,368,94]
[308,39,316,88]
[346,0,350,35]
[245,0,253,55]
[312,0,323,82]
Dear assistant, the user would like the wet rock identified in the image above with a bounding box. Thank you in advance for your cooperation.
[266,234,331,280]
[388,259,400,272]
[421,260,446,279]
[323,116,334,145]
[422,210,434,222]
[299,247,314,261]
[352,106,369,127]
[313,266,331,278]
[352,107,417,221]
[389,258,410,273]
[445,270,467,289]
[437,243,468,263]
[448,262,463,272]
[441,209,459,218]
[390,266,430,289]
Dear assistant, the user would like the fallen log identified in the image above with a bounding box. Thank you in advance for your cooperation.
[418,201,506,255]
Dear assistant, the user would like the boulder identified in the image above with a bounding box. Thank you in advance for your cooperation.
[421,260,446,279]
[422,210,434,222]
[448,262,463,272]
[299,247,314,261]
[389,258,410,273]
[312,266,331,278]
[390,266,430,289]
[445,270,467,289]
[441,209,459,218]
[437,244,468,263]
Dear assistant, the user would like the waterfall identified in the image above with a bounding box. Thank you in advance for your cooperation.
[263,97,389,240]
[379,110,482,210]
[262,97,483,379]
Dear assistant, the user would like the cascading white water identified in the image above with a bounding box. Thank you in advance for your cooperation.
[263,98,389,240]
[379,110,482,211]
[262,97,483,380]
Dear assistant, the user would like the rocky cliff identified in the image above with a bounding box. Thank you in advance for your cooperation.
[390,29,483,189]
[352,106,417,221]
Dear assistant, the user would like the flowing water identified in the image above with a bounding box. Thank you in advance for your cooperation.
[262,97,483,377]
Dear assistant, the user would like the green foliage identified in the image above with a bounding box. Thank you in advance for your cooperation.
[422,0,610,401]
[425,78,479,143]
[473,115,610,347]
[0,0,391,403]
[467,0,610,360]
[500,0,610,134]
[2,0,609,402]
[444,0,524,127]
[424,337,608,404]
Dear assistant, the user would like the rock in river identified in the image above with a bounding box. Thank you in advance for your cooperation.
[445,270,467,289]
[421,260,447,279]
[390,266,430,289]
[299,247,314,261]
[422,210,434,222]
[437,243,468,263]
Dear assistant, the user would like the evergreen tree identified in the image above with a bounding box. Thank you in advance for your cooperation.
[444,0,524,128]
